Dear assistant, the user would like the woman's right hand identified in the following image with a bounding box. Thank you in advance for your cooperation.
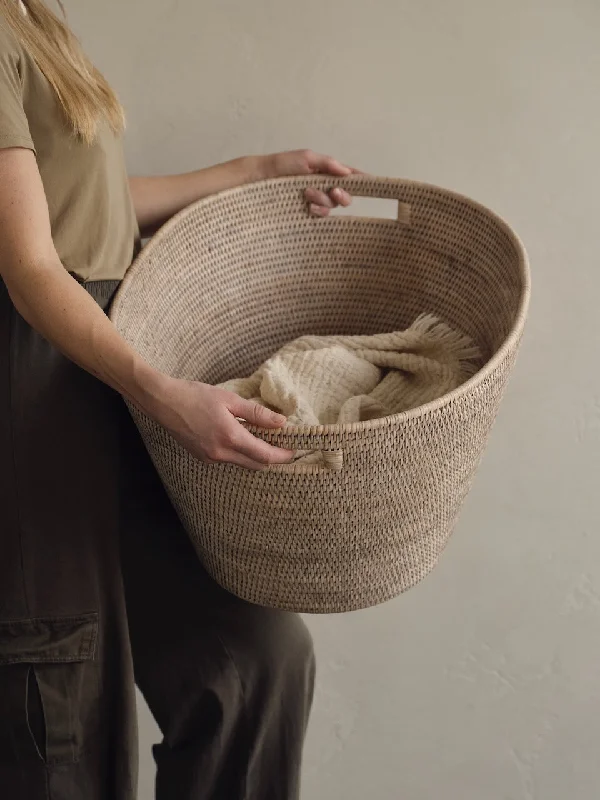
[145,375,294,471]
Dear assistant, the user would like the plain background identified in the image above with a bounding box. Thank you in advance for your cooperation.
[66,1,600,798]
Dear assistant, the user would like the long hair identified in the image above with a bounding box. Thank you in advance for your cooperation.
[0,0,124,143]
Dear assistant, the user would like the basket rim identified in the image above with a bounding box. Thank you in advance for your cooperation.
[111,174,531,438]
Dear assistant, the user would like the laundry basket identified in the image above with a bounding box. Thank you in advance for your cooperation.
[110,175,530,613]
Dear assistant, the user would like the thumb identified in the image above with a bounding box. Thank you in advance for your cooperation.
[308,153,352,177]
[227,397,287,429]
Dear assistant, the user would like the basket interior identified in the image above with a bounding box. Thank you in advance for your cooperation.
[112,178,527,387]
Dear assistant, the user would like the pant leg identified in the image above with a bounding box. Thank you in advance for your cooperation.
[120,416,316,800]
[0,280,137,800]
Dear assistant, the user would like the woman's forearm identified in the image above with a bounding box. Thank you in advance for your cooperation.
[0,147,166,412]
[129,155,269,237]
[5,259,167,413]
[0,147,292,470]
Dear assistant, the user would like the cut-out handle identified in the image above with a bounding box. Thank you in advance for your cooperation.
[268,449,344,474]
[302,174,413,225]
[330,195,411,225]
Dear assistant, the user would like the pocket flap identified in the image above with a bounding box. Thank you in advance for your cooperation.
[0,613,98,665]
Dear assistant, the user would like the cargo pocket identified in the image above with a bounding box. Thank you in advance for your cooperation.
[0,612,100,766]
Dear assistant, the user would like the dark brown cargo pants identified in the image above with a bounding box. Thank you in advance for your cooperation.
[0,279,315,800]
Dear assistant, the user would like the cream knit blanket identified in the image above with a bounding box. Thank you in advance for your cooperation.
[219,315,480,460]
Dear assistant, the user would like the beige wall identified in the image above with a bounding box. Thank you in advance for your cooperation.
[68,1,600,797]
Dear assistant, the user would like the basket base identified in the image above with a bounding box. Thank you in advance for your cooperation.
[193,543,445,614]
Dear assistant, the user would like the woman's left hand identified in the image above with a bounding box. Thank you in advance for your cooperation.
[263,149,361,217]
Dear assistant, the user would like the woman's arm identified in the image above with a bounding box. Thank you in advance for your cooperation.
[129,150,356,237]
[0,147,292,470]
[129,156,264,238]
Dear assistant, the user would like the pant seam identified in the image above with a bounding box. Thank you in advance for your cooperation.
[7,302,32,618]
[44,763,51,800]
[214,632,253,800]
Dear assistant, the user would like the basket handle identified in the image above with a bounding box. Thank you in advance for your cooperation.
[269,449,344,474]
[302,174,413,225]
[243,424,345,473]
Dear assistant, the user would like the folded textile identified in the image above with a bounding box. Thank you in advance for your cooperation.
[218,314,481,463]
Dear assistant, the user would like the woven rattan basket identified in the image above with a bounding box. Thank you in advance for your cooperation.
[111,175,530,613]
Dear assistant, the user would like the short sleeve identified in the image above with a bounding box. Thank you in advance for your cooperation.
[0,26,35,152]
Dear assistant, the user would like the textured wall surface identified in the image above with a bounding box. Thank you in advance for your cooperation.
[67,1,600,797]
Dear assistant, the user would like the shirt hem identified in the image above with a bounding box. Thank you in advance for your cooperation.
[0,133,36,153]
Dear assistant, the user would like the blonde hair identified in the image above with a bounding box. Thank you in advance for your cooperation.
[1,0,124,143]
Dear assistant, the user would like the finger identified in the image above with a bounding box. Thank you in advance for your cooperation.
[225,396,286,429]
[329,187,352,207]
[309,203,330,217]
[305,187,335,208]
[224,452,270,471]
[322,158,353,177]
[306,153,353,177]
[231,425,294,465]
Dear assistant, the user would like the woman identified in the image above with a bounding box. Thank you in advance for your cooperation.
[0,2,356,798]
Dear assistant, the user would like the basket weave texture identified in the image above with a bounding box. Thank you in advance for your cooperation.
[110,176,530,613]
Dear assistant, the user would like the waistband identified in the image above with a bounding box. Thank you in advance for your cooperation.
[82,280,121,312]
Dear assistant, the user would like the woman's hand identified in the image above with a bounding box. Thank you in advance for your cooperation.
[263,149,360,217]
[130,149,362,235]
[144,376,294,471]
